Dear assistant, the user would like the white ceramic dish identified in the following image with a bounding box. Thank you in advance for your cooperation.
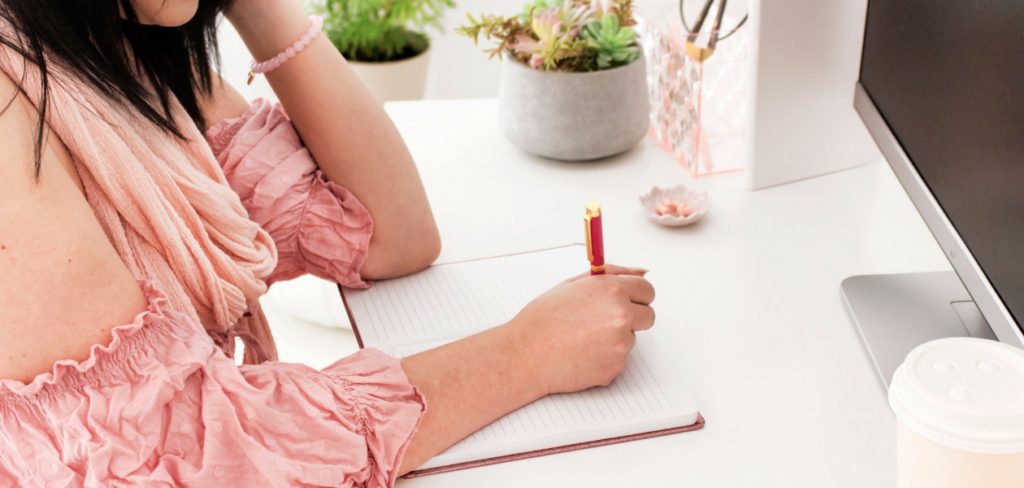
[639,184,711,227]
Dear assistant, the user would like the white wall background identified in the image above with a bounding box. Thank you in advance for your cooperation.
[218,0,750,102]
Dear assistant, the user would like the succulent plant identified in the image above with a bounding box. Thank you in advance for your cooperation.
[580,14,640,69]
[458,0,638,72]
[550,0,595,38]
[509,11,586,69]
[518,0,553,22]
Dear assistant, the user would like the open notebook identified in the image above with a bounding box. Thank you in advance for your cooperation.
[339,245,703,477]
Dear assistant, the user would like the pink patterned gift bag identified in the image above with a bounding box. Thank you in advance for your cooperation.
[637,15,749,178]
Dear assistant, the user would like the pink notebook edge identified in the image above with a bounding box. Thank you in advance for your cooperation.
[403,414,706,478]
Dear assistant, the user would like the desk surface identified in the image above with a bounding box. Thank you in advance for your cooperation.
[268,98,952,487]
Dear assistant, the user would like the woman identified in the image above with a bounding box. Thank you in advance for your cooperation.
[0,0,656,485]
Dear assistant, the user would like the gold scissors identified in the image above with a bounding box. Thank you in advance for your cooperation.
[681,0,748,62]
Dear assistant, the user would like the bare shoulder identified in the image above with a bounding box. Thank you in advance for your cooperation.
[198,71,250,129]
[0,70,147,383]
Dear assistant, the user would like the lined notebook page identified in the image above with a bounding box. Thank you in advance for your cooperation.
[342,245,590,349]
[341,245,700,469]
[390,334,700,470]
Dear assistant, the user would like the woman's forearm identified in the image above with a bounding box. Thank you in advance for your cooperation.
[396,322,544,474]
[224,0,441,279]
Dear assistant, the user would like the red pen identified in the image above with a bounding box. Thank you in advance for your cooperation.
[584,201,605,275]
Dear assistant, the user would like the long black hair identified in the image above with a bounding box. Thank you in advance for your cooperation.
[0,0,234,175]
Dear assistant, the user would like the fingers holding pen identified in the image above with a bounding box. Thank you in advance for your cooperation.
[603,264,649,277]
[629,303,655,331]
[563,265,655,306]
[565,263,649,283]
[610,274,655,306]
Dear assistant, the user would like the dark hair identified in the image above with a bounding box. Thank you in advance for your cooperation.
[0,0,233,175]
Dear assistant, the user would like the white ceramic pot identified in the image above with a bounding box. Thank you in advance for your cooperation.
[498,54,650,161]
[347,46,431,105]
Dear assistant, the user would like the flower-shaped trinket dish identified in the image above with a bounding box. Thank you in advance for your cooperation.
[639,184,711,227]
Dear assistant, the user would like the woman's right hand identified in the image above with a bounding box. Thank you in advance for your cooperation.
[399,264,654,472]
[506,265,655,395]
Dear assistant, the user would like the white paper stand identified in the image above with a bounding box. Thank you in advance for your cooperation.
[744,0,882,190]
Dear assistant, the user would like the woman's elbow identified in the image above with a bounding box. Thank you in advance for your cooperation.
[361,226,441,280]
[412,227,442,271]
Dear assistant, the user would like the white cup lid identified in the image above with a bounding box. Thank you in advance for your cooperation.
[889,337,1024,454]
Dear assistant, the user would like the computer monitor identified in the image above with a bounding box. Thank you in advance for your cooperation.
[844,0,1024,388]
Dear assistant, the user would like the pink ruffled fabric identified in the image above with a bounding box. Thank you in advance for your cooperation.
[206,98,373,289]
[0,282,425,487]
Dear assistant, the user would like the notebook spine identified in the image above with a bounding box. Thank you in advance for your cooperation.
[338,284,365,349]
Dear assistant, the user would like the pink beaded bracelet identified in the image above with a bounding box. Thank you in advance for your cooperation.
[247,15,323,85]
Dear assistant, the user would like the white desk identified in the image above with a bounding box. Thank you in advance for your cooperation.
[267,98,952,487]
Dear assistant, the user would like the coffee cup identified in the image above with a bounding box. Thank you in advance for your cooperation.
[889,337,1024,487]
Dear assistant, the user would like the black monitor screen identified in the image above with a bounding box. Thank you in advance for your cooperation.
[859,1,1024,328]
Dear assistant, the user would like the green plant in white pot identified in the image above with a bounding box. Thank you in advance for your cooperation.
[458,0,649,161]
[320,0,454,104]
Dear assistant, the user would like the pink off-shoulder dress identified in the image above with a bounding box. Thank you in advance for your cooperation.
[0,100,426,487]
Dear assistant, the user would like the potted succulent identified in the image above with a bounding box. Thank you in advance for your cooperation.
[458,0,649,161]
[320,0,454,104]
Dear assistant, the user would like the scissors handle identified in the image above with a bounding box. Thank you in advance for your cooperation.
[707,0,728,50]
[686,0,716,43]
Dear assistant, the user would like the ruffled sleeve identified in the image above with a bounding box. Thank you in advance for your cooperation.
[0,281,426,487]
[205,98,373,289]
[296,349,426,486]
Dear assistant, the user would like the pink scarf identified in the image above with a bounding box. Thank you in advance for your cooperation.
[0,44,280,364]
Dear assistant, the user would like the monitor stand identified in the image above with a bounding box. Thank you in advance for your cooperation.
[840,271,997,390]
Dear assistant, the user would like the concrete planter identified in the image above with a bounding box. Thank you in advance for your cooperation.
[348,46,431,105]
[498,53,650,161]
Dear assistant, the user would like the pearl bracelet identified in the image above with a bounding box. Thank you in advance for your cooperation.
[247,15,324,85]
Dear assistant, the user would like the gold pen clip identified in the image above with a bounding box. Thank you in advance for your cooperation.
[584,215,594,262]
[584,201,600,263]
[589,216,598,261]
